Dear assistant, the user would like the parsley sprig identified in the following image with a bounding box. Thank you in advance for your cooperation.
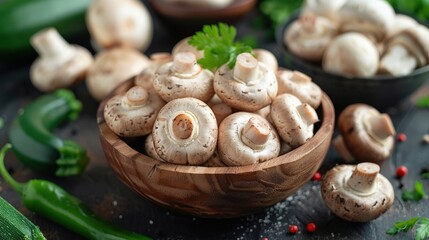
[188,23,252,70]
[387,217,429,240]
[402,181,427,202]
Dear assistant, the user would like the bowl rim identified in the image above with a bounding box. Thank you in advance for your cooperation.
[97,79,335,175]
[275,12,429,83]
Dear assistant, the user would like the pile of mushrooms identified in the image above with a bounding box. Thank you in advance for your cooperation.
[103,37,324,167]
[285,0,429,77]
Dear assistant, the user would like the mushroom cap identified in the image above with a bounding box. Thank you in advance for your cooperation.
[302,0,347,20]
[270,94,318,148]
[252,48,278,72]
[214,54,278,112]
[321,163,394,222]
[153,52,214,102]
[134,52,172,89]
[162,0,234,8]
[285,13,338,61]
[322,32,379,77]
[202,151,227,167]
[338,0,395,41]
[86,47,150,101]
[276,69,322,109]
[86,0,153,51]
[144,134,164,162]
[172,37,204,60]
[30,46,93,92]
[387,14,419,38]
[104,85,165,137]
[152,97,218,165]
[337,103,395,164]
[217,112,280,166]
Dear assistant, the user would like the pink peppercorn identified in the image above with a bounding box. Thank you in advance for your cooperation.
[312,172,322,181]
[397,133,407,142]
[396,166,408,178]
[306,223,316,233]
[289,225,299,234]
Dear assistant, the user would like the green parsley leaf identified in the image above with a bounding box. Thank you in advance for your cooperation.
[417,96,429,108]
[387,217,420,235]
[416,218,429,240]
[402,181,427,201]
[188,23,252,70]
[422,173,429,179]
[0,117,3,129]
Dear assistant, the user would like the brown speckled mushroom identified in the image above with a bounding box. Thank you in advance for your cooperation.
[172,37,204,60]
[207,94,234,125]
[276,69,322,109]
[86,46,150,101]
[30,28,93,92]
[104,85,165,137]
[214,53,278,112]
[321,162,394,222]
[218,112,280,166]
[322,32,379,77]
[135,52,172,89]
[152,97,218,165]
[338,0,395,42]
[144,134,164,162]
[379,25,429,76]
[252,48,278,72]
[284,13,338,61]
[153,51,214,102]
[332,103,396,164]
[270,94,319,148]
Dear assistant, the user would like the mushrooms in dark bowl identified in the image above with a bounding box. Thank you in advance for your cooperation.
[276,2,429,112]
[97,77,335,218]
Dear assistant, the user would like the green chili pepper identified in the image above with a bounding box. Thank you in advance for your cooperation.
[0,144,153,240]
[9,89,89,177]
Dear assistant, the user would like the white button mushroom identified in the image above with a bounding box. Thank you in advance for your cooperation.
[152,97,218,165]
[322,32,379,77]
[135,52,173,89]
[276,69,322,109]
[172,37,204,60]
[104,85,165,137]
[270,94,319,148]
[144,134,164,162]
[252,48,278,73]
[86,0,153,51]
[202,151,227,167]
[321,162,395,222]
[153,52,215,102]
[380,25,429,76]
[284,13,338,61]
[338,0,395,42]
[214,53,278,112]
[387,14,419,38]
[29,28,93,92]
[332,103,396,164]
[217,112,280,166]
[86,47,150,101]
[302,0,347,21]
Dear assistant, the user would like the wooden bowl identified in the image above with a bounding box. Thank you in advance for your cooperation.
[97,78,335,218]
[148,0,257,37]
[276,13,429,112]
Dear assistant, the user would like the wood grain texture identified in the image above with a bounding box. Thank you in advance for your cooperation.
[97,79,335,218]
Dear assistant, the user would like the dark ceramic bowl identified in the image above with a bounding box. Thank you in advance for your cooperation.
[276,14,429,112]
[148,0,257,36]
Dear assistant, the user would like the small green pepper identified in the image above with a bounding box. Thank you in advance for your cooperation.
[0,144,153,240]
[9,89,89,176]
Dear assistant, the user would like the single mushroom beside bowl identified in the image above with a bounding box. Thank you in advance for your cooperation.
[97,78,335,218]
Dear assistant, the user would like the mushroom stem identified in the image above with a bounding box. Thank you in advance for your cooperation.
[300,13,317,32]
[347,162,380,195]
[241,117,270,150]
[291,71,312,84]
[364,113,395,141]
[297,103,319,126]
[172,113,195,140]
[30,28,74,63]
[172,52,201,77]
[332,135,355,163]
[233,53,259,85]
[380,45,417,76]
[121,86,149,109]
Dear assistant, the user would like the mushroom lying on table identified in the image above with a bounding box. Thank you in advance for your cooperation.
[285,13,338,61]
[322,32,379,77]
[321,162,394,222]
[276,70,322,109]
[214,53,278,112]
[270,94,319,148]
[153,52,214,102]
[86,47,150,101]
[104,85,165,137]
[30,28,93,92]
[332,103,396,164]
[152,97,218,165]
[217,112,280,166]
